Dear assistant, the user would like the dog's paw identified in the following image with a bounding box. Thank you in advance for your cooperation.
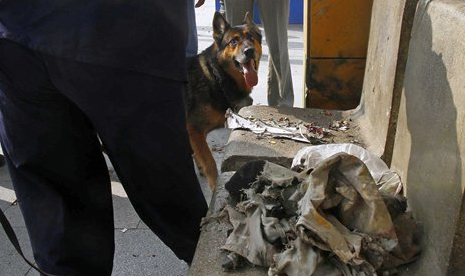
[193,156,206,176]
[208,178,217,191]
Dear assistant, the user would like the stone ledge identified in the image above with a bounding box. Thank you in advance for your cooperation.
[221,105,363,172]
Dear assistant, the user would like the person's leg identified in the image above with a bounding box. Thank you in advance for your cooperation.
[219,0,226,15]
[0,39,114,276]
[186,0,198,57]
[43,56,208,263]
[224,0,255,26]
[256,0,294,107]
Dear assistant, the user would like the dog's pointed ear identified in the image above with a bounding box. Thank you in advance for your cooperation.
[243,12,255,26]
[213,12,230,41]
[243,12,260,34]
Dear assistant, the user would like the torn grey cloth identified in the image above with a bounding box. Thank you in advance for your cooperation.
[221,152,420,276]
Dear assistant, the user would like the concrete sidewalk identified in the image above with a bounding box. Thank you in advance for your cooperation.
[0,1,304,275]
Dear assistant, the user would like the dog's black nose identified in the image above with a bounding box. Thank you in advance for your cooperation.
[244,48,255,58]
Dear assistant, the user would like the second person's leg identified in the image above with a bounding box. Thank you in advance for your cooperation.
[224,0,255,25]
[186,0,199,57]
[257,0,294,107]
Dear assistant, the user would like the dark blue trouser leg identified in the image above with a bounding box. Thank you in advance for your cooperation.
[42,50,208,264]
[0,39,208,275]
[0,40,115,276]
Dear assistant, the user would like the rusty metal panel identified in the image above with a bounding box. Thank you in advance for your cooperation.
[305,58,366,110]
[310,0,374,58]
[304,0,373,109]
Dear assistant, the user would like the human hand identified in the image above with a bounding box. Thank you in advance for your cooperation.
[194,0,205,8]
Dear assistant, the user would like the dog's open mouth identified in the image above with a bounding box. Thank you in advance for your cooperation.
[234,59,258,90]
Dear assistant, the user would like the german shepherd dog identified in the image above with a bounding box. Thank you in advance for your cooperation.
[185,12,262,190]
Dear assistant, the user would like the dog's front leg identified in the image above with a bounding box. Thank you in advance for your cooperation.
[187,124,218,190]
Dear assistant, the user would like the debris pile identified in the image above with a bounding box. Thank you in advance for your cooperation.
[225,110,362,146]
[226,110,331,144]
[215,146,420,276]
[330,120,351,132]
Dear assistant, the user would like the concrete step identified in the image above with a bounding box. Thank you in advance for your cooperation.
[221,105,363,172]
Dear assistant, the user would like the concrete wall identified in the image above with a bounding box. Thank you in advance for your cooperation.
[355,0,418,160]
[390,1,465,275]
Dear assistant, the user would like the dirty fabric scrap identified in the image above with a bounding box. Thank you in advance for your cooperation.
[219,152,420,276]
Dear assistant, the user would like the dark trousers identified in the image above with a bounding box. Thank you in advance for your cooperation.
[0,39,207,276]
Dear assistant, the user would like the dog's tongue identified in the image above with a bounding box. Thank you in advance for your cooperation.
[242,60,258,89]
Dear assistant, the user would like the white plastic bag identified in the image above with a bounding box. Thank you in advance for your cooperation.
[292,143,402,195]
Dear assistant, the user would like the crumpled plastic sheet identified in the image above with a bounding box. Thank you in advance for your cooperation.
[219,151,420,276]
[291,144,403,195]
[225,110,327,144]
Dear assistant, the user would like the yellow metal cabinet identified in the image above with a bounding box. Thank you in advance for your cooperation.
[304,0,374,109]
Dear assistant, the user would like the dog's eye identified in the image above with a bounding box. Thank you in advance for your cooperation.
[246,33,254,41]
[229,37,239,47]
